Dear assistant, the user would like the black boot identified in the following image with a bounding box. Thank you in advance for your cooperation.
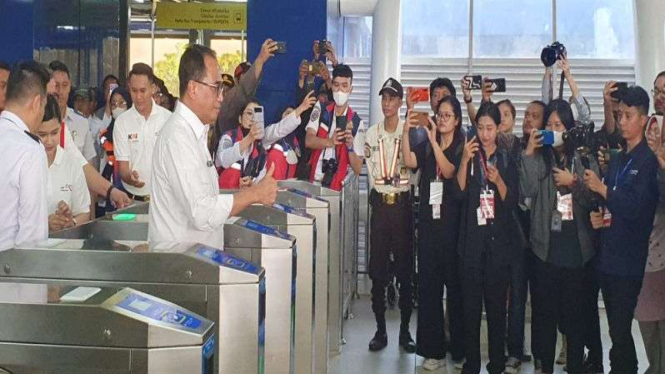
[369,314,388,351]
[399,312,416,353]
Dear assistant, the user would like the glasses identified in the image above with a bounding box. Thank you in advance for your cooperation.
[652,88,665,97]
[111,100,127,109]
[436,112,454,122]
[194,80,224,97]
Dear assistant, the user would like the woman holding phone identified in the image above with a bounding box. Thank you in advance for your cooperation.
[520,99,600,374]
[216,92,316,188]
[454,102,518,374]
[402,95,466,371]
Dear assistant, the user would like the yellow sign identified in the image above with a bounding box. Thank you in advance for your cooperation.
[156,2,247,31]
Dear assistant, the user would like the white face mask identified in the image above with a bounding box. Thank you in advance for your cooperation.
[333,91,349,106]
[552,130,565,147]
[112,107,127,119]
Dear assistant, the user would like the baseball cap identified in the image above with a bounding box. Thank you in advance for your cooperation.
[73,88,92,101]
[379,77,403,98]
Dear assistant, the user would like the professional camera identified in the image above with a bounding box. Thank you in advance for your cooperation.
[563,122,597,156]
[321,158,338,188]
[541,42,566,67]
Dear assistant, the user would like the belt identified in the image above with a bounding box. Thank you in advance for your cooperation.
[126,192,150,202]
[371,189,409,206]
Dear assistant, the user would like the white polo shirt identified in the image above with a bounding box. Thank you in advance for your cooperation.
[113,100,171,196]
[0,111,48,251]
[64,107,96,161]
[47,146,91,217]
[305,102,366,181]
[149,101,234,249]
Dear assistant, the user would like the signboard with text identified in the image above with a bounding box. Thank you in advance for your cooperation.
[156,2,247,31]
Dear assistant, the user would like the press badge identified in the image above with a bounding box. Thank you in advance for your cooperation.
[556,192,574,221]
[429,181,443,205]
[432,204,441,220]
[603,207,613,227]
[551,211,563,232]
[286,149,298,165]
[477,208,487,226]
[480,189,495,220]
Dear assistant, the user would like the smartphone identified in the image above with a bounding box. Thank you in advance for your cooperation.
[253,106,265,140]
[413,111,430,127]
[611,82,628,100]
[463,75,483,90]
[538,129,555,145]
[408,87,430,103]
[487,78,506,93]
[465,125,477,140]
[108,83,119,97]
[275,41,287,54]
[318,40,329,55]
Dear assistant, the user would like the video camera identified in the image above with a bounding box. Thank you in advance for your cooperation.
[541,42,566,68]
[563,122,598,157]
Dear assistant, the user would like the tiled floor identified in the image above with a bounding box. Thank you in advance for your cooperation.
[329,276,648,374]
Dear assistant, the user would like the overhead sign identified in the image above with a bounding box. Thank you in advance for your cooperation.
[156,2,247,31]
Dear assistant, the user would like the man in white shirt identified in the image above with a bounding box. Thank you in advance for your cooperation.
[49,60,96,162]
[150,44,278,249]
[0,60,9,114]
[114,63,171,200]
[0,61,50,251]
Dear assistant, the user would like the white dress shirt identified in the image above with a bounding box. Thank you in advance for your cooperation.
[305,102,366,181]
[0,111,49,251]
[47,146,91,217]
[64,107,96,161]
[216,111,301,182]
[114,101,171,196]
[149,101,235,249]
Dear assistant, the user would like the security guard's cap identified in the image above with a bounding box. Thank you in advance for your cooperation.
[379,77,403,98]
[73,88,92,101]
[222,73,235,87]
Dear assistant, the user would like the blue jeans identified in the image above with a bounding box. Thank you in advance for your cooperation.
[507,248,528,359]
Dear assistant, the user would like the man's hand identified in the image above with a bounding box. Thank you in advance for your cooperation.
[56,200,72,218]
[296,91,317,116]
[129,170,145,188]
[257,39,278,65]
[325,41,338,66]
[48,213,72,232]
[481,80,493,103]
[584,170,607,198]
[461,78,472,103]
[239,176,254,190]
[557,55,572,78]
[110,188,131,209]
[253,164,278,205]
[590,211,604,230]
[553,167,575,188]
[525,128,543,156]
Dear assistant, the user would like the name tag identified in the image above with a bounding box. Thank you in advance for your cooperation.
[480,189,495,220]
[557,192,574,221]
[429,181,443,205]
[128,133,139,142]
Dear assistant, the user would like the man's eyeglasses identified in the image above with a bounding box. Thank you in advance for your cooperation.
[652,88,665,97]
[194,80,224,97]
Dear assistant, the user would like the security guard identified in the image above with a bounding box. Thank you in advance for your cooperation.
[364,78,415,353]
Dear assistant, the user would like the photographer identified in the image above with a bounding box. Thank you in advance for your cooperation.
[585,86,659,374]
[598,81,625,149]
[542,55,592,126]
[454,102,518,374]
[520,99,600,374]
[305,64,365,191]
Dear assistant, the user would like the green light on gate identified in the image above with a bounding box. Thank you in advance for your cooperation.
[112,213,137,222]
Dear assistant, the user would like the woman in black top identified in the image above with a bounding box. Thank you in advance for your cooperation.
[521,99,600,374]
[454,102,519,374]
[402,96,465,370]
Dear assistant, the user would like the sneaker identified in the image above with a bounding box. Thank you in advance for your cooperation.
[368,330,387,351]
[422,358,446,371]
[398,331,416,353]
[454,358,466,370]
[504,357,521,374]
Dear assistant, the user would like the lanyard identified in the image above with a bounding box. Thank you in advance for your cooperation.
[613,158,633,191]
[478,151,489,189]
[378,137,401,180]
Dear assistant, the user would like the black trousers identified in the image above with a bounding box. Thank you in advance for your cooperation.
[599,272,644,374]
[461,242,509,374]
[416,218,464,360]
[530,253,586,374]
[369,191,414,319]
[582,258,604,365]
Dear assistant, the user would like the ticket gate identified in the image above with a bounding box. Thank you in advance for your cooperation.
[233,202,317,374]
[279,177,360,356]
[3,217,287,374]
[0,286,215,374]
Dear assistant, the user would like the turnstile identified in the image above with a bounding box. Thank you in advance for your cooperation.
[234,202,317,374]
[5,218,277,374]
[279,177,360,356]
[273,189,331,374]
[0,286,215,374]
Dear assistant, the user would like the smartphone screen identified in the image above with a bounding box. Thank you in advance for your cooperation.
[253,106,265,140]
[413,111,430,127]
[109,83,119,97]
[275,42,287,54]
[463,75,483,90]
[487,78,506,93]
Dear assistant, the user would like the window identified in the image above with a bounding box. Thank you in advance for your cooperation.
[473,0,552,58]
[401,0,470,57]
[556,0,635,59]
[343,17,373,58]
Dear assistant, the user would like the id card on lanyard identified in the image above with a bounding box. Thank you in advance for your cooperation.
[430,166,443,219]
[477,152,495,225]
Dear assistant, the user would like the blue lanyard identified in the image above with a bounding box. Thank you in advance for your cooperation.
[613,158,633,191]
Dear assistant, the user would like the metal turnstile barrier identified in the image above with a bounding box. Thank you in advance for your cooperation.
[279,174,360,356]
[6,216,281,374]
[0,286,215,374]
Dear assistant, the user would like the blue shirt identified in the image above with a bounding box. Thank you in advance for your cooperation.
[600,139,659,277]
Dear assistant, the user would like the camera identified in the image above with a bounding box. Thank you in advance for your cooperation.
[318,40,329,55]
[321,158,338,188]
[563,122,597,155]
[541,42,566,67]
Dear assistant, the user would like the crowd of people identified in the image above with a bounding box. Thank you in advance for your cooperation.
[0,36,664,374]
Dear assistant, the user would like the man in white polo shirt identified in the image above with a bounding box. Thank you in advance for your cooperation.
[114,63,171,201]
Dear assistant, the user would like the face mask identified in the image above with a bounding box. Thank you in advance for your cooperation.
[552,130,565,147]
[112,107,127,119]
[333,91,349,106]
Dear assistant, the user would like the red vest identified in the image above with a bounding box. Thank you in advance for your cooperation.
[218,127,265,189]
[309,104,361,191]
[267,138,299,180]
